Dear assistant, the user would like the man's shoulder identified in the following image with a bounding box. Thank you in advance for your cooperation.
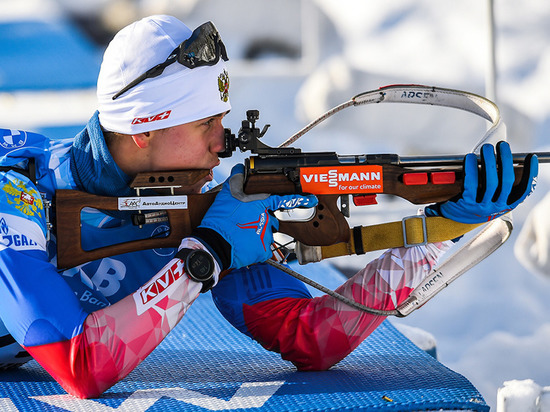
[0,171,48,252]
[0,171,46,224]
[0,127,73,163]
[0,128,46,156]
[0,126,76,189]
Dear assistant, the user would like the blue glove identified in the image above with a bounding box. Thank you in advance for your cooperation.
[425,142,538,224]
[193,164,318,270]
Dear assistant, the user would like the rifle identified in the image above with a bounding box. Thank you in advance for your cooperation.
[55,85,549,270]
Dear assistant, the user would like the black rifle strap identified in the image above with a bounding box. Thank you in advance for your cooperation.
[352,226,365,255]
[0,158,37,184]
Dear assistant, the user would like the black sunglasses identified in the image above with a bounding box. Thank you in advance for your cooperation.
[112,21,228,100]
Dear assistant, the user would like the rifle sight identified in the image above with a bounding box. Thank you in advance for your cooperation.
[218,109,300,157]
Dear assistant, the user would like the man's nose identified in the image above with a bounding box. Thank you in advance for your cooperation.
[211,123,226,153]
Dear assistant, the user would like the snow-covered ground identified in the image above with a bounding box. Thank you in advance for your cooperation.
[1,0,549,409]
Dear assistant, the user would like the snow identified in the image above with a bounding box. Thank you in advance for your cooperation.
[497,380,550,412]
[1,0,550,410]
[392,323,438,358]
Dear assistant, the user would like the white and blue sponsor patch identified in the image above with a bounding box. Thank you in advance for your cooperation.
[0,129,27,150]
[0,214,46,252]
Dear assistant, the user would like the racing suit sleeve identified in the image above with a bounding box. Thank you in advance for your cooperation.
[0,172,214,398]
[24,249,208,398]
[213,241,451,371]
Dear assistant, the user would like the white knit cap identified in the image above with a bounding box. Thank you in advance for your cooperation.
[97,15,231,135]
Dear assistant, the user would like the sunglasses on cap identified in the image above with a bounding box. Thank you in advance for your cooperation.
[112,21,228,100]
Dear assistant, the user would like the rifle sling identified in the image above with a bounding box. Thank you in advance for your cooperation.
[0,158,37,184]
[319,216,482,259]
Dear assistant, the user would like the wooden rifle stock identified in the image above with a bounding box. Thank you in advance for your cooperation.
[55,170,215,269]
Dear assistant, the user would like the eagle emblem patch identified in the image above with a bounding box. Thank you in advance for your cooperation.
[218,69,230,102]
[2,178,43,218]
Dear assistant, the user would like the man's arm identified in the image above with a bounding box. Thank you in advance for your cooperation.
[0,171,204,398]
[22,239,208,398]
[0,167,312,398]
[257,242,450,369]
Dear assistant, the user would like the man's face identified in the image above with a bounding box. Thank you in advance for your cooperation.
[146,112,227,192]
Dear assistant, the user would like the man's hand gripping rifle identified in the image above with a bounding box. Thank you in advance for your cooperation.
[55,86,546,271]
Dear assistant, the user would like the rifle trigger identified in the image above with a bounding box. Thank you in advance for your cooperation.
[339,195,350,218]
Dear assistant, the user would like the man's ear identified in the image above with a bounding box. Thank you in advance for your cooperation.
[131,132,151,149]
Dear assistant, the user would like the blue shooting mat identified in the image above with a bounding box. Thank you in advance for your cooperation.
[0,261,488,411]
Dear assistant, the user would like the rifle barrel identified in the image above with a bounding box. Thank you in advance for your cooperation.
[398,152,550,167]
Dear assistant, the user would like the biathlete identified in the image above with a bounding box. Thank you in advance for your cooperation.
[0,15,538,398]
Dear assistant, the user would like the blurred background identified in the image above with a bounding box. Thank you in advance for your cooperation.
[1,0,549,408]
